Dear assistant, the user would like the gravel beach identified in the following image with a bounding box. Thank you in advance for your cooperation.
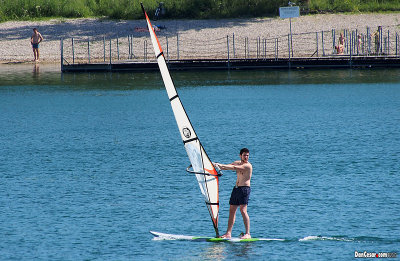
[0,13,399,64]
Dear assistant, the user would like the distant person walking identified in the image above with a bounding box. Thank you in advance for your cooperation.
[31,28,43,62]
[372,26,382,55]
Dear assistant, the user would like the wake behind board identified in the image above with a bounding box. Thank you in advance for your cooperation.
[150,231,284,242]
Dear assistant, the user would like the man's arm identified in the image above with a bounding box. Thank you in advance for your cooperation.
[215,163,235,171]
[215,161,249,171]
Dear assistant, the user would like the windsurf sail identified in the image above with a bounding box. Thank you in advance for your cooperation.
[141,4,221,237]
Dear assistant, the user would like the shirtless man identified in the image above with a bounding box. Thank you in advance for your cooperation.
[215,148,252,239]
[31,28,43,62]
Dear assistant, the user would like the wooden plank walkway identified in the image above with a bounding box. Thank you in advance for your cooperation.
[61,56,400,72]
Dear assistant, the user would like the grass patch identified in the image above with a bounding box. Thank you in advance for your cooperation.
[0,0,400,22]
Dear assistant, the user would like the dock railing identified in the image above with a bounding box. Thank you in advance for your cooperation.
[61,25,400,66]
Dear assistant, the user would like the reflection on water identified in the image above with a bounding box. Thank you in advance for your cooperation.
[200,241,255,260]
[32,63,39,78]
[231,243,254,258]
[201,243,226,260]
[1,64,400,89]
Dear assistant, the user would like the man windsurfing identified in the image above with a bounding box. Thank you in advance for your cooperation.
[215,148,252,239]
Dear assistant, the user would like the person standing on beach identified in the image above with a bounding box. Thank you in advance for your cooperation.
[31,28,43,62]
[215,148,252,239]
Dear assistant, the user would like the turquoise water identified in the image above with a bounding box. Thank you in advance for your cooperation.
[1,65,399,260]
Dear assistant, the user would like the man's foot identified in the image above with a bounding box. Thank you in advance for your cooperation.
[219,233,231,239]
[240,233,251,239]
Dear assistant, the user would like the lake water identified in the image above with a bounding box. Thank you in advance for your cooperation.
[1,64,399,260]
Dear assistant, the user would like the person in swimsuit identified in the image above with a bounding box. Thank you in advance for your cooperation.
[31,28,43,62]
[335,32,345,55]
[215,148,253,239]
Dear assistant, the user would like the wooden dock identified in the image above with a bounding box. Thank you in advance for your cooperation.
[61,56,400,72]
[60,24,400,72]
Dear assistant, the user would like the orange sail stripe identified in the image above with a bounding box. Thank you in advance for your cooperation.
[144,12,164,55]
[204,167,217,175]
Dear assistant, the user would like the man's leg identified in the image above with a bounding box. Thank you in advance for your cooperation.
[221,204,238,238]
[36,48,40,61]
[240,204,251,238]
[33,48,37,61]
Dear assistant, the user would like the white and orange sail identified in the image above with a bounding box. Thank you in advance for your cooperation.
[141,4,221,237]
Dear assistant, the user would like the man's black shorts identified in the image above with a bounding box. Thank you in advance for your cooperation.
[229,186,251,205]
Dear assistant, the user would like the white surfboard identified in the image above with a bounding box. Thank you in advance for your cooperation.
[150,231,285,242]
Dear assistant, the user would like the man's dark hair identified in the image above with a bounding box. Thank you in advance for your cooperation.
[240,148,249,155]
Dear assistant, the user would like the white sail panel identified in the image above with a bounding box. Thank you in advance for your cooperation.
[199,146,219,221]
[185,141,219,225]
[158,59,177,99]
[170,99,196,142]
[141,4,220,236]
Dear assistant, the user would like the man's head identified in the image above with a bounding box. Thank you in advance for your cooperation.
[240,148,249,163]
[240,148,249,155]
[33,28,38,33]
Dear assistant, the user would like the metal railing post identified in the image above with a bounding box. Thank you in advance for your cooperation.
[166,36,169,62]
[128,35,131,59]
[117,36,120,60]
[233,33,235,58]
[349,31,352,67]
[227,35,230,68]
[144,40,147,62]
[245,37,247,59]
[290,17,293,57]
[177,33,179,60]
[380,26,383,54]
[60,38,64,70]
[355,29,358,55]
[246,37,250,58]
[366,27,370,55]
[88,37,90,63]
[103,36,106,62]
[263,39,266,58]
[72,38,74,64]
[109,38,112,65]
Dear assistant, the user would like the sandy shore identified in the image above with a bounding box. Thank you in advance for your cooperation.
[0,13,399,64]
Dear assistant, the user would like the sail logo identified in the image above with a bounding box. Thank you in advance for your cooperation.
[182,127,191,138]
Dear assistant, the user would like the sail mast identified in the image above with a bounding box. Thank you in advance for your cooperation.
[141,3,220,237]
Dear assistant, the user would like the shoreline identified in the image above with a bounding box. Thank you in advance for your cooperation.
[0,13,399,64]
